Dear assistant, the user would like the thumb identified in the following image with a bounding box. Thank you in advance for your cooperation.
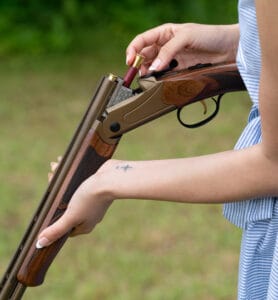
[36,213,75,249]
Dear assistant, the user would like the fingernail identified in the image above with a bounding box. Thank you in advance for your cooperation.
[50,163,58,172]
[126,54,131,65]
[36,237,50,249]
[149,58,161,71]
[50,162,57,168]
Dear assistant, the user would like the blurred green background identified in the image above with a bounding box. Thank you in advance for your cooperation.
[0,0,237,55]
[0,1,250,299]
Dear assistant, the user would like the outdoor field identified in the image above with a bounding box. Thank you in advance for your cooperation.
[0,1,250,299]
[0,50,250,299]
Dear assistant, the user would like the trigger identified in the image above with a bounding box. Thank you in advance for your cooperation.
[201,100,207,115]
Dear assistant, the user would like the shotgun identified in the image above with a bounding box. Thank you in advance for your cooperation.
[0,55,246,299]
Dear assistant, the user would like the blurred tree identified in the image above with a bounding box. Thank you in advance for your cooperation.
[0,0,238,55]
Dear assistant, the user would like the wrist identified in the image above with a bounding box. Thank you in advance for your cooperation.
[221,24,240,61]
[89,159,123,202]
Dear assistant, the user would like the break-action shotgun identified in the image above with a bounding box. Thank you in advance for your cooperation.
[0,55,246,299]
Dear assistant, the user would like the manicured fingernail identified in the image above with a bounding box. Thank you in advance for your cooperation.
[36,237,50,249]
[149,58,161,71]
[126,54,131,65]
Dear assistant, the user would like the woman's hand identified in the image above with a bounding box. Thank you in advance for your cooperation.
[36,161,115,249]
[126,23,239,76]
[48,156,62,182]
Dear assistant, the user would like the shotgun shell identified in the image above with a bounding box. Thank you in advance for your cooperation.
[123,54,145,87]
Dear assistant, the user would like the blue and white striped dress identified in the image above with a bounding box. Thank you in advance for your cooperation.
[223,0,278,299]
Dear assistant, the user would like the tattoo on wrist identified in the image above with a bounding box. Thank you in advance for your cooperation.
[115,164,133,172]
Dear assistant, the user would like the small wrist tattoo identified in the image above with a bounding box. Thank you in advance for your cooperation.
[115,164,133,172]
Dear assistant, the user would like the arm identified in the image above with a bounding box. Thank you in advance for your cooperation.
[38,9,278,247]
[37,143,277,247]
[122,5,278,201]
[99,147,276,204]
[1,59,245,296]
[255,0,278,161]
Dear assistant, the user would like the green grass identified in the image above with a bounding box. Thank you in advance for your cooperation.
[0,52,250,299]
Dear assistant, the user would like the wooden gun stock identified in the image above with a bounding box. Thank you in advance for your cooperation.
[0,61,246,299]
[17,130,118,287]
[0,74,120,299]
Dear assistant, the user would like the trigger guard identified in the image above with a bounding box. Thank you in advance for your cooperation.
[177,94,224,129]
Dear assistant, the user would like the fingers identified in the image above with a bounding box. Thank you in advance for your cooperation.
[138,45,159,71]
[39,164,114,249]
[154,31,188,67]
[35,175,113,248]
[36,211,76,249]
[126,25,165,64]
[48,156,62,182]
[126,23,189,75]
[126,24,175,70]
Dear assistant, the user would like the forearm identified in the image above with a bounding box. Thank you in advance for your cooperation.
[97,143,278,204]
[216,23,239,62]
[256,1,278,161]
[188,23,239,60]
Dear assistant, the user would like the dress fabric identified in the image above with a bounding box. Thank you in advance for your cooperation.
[222,0,278,299]
[238,202,278,300]
[223,0,274,230]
